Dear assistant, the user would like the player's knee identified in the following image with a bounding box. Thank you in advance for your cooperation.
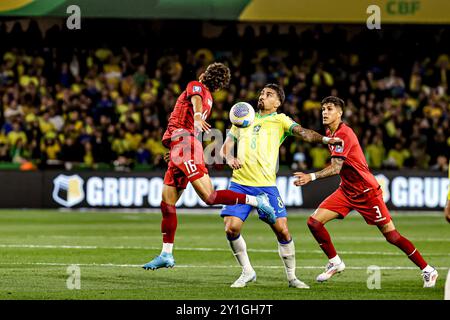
[384,230,401,245]
[161,201,176,218]
[307,216,322,230]
[224,225,240,239]
[204,191,217,205]
[162,191,178,206]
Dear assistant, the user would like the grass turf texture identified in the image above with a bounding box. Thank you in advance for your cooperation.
[0,210,448,300]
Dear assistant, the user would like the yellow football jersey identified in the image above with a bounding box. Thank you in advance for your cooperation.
[228,112,298,186]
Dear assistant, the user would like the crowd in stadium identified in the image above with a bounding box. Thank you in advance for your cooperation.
[0,21,449,172]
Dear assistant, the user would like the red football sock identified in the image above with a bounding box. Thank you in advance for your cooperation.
[205,190,247,205]
[307,216,337,259]
[383,230,428,270]
[161,201,177,243]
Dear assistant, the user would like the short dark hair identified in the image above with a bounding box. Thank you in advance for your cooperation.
[263,83,285,105]
[321,96,345,109]
[202,62,231,92]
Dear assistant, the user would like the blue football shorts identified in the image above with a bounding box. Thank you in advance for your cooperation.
[220,181,287,222]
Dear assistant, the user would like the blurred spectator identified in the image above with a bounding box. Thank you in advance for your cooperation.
[7,121,27,146]
[365,134,385,170]
[385,141,411,169]
[291,144,308,171]
[136,141,151,164]
[60,136,83,163]
[430,155,449,172]
[10,137,29,163]
[310,144,329,169]
[41,134,61,163]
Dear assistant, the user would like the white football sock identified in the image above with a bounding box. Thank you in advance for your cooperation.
[329,255,342,265]
[278,239,297,281]
[422,265,434,273]
[229,235,253,273]
[245,195,258,207]
[161,243,173,254]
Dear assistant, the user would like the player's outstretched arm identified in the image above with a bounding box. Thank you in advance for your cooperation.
[220,135,242,170]
[292,125,342,145]
[293,157,344,186]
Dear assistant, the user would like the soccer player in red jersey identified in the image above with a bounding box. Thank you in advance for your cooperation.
[143,63,276,270]
[293,96,438,288]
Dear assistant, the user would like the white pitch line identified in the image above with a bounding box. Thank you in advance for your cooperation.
[0,262,448,271]
[1,244,449,257]
[0,244,98,249]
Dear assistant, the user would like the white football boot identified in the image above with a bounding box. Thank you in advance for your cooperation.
[288,278,310,289]
[316,260,346,282]
[230,270,257,288]
[422,268,438,288]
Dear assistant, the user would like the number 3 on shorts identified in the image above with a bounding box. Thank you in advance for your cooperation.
[184,160,197,174]
[373,205,383,219]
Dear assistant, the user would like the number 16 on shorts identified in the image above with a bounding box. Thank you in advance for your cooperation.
[184,160,198,175]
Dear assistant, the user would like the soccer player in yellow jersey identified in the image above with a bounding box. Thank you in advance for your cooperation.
[220,84,342,288]
[445,160,450,223]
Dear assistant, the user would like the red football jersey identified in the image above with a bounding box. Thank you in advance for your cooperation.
[162,81,213,148]
[326,122,380,198]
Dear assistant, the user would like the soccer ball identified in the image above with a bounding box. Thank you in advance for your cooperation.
[229,102,255,128]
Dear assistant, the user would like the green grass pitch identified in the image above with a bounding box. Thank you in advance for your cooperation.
[0,209,448,300]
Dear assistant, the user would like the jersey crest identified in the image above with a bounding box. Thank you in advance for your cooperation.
[253,124,262,134]
[335,145,344,153]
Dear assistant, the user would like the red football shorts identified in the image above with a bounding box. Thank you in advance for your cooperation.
[163,135,208,189]
[318,187,391,226]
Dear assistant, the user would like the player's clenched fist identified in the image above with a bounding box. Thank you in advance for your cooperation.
[226,157,243,170]
[328,137,343,146]
[293,172,312,186]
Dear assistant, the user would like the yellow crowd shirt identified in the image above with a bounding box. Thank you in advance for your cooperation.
[228,112,298,186]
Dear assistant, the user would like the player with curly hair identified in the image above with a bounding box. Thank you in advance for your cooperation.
[143,63,276,270]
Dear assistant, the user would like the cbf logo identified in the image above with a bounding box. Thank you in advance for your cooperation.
[53,175,85,207]
[253,125,262,134]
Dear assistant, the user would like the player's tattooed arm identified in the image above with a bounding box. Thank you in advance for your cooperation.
[292,125,324,143]
[293,157,344,186]
[292,125,343,145]
[315,157,344,179]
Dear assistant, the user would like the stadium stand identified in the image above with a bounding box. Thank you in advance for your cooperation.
[0,20,449,172]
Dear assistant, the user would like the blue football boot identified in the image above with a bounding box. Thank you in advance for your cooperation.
[256,193,277,225]
[142,252,175,270]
